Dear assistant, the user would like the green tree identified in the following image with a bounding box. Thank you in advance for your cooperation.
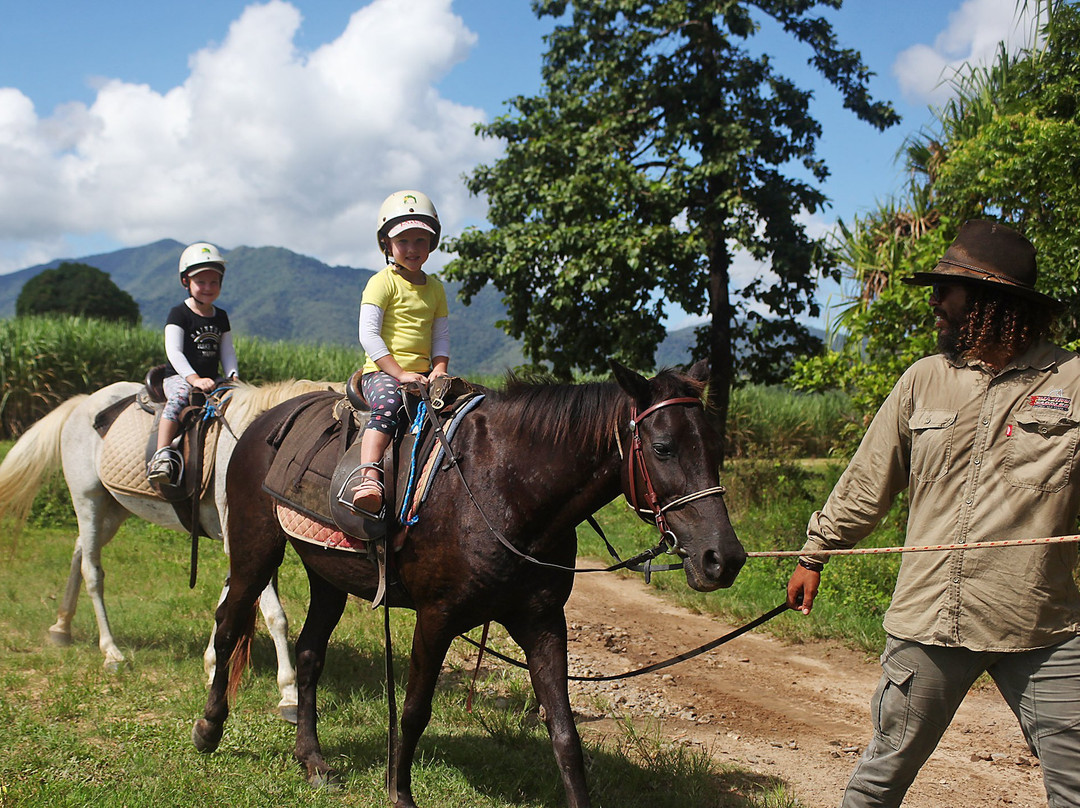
[444,0,898,453]
[16,262,141,325]
[792,1,1080,446]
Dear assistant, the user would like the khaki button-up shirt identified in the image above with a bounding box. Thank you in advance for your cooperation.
[802,340,1080,651]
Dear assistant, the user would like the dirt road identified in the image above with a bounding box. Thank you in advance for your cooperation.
[562,567,1045,808]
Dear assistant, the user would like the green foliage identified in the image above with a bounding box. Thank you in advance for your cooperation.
[790,220,947,447]
[445,0,899,450]
[16,262,140,324]
[800,3,1080,428]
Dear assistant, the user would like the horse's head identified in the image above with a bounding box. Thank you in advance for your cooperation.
[611,360,746,592]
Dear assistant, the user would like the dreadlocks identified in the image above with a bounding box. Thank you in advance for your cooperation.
[951,284,1056,362]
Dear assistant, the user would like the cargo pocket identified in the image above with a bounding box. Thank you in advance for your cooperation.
[1005,407,1079,493]
[872,653,915,751]
[909,409,957,484]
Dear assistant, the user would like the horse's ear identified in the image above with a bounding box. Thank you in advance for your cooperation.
[609,360,650,404]
[686,359,709,383]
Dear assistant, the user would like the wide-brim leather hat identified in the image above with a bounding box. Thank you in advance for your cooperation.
[902,219,1060,308]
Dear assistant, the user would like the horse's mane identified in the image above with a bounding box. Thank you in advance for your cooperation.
[227,379,344,432]
[488,368,701,457]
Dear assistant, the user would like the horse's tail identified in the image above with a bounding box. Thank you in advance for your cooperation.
[225,597,259,702]
[0,395,87,529]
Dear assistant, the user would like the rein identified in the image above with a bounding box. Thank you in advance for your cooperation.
[458,602,789,682]
[411,384,718,575]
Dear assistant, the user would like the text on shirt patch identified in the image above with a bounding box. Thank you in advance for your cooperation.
[1029,394,1071,412]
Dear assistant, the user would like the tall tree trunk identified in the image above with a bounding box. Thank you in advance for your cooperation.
[706,235,733,468]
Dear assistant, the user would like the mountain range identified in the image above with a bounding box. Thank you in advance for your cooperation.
[0,239,706,375]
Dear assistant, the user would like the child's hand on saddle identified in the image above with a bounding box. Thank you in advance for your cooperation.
[398,371,428,388]
[187,376,217,393]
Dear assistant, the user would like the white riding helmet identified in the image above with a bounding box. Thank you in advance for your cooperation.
[376,190,440,253]
[178,242,226,283]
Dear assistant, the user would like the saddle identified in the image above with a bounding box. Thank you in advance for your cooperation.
[94,364,228,513]
[262,375,482,553]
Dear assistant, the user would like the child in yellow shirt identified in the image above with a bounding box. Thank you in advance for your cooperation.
[352,190,449,515]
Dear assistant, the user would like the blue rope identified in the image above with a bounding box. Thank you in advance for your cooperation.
[397,402,427,525]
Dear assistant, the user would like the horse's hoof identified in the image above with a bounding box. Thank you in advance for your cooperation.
[192,718,223,753]
[103,659,123,674]
[47,628,72,647]
[308,768,343,790]
[278,704,298,725]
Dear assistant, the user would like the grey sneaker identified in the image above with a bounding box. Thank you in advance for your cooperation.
[147,448,181,485]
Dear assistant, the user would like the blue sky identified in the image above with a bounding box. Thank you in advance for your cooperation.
[0,0,1042,327]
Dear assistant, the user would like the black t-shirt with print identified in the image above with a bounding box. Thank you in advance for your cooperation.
[165,303,231,379]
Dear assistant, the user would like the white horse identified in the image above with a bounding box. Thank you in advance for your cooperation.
[0,378,341,721]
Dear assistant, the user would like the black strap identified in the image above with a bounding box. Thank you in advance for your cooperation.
[457,602,789,682]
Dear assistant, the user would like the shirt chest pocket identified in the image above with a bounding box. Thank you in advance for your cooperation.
[909,409,957,484]
[1005,407,1080,493]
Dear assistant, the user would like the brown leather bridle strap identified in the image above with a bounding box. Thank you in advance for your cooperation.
[626,396,721,548]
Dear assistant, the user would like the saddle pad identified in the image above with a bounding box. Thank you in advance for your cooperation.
[276,503,367,553]
[98,402,219,498]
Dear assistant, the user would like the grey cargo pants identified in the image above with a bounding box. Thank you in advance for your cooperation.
[842,634,1080,808]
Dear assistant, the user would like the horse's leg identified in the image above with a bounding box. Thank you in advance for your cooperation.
[505,611,591,808]
[203,573,297,725]
[393,609,455,808]
[192,568,267,754]
[202,579,228,684]
[259,572,298,723]
[47,540,84,647]
[56,488,129,671]
[292,570,348,788]
[78,500,130,671]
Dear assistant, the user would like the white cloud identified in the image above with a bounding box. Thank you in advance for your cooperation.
[893,0,1043,105]
[0,0,500,273]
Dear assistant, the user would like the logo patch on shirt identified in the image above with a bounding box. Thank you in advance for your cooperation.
[1029,394,1071,412]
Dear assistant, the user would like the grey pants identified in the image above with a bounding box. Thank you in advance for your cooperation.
[842,634,1080,808]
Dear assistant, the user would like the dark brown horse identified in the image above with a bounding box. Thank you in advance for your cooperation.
[191,361,745,808]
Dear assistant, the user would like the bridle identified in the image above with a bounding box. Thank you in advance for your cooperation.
[621,396,728,557]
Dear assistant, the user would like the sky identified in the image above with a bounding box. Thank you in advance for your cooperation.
[0,0,1044,329]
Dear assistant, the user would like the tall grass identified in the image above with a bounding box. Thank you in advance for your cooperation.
[726,385,854,459]
[0,317,364,438]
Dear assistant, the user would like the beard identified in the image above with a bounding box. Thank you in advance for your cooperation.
[936,307,970,361]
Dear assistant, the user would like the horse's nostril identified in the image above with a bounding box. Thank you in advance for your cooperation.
[703,548,723,579]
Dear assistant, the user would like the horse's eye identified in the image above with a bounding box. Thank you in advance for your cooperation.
[652,442,673,459]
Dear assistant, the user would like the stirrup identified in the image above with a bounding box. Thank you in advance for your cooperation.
[147,447,183,486]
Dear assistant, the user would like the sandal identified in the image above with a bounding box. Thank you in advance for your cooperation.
[351,476,385,515]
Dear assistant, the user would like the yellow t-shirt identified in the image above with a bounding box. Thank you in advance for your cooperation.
[361,267,449,374]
